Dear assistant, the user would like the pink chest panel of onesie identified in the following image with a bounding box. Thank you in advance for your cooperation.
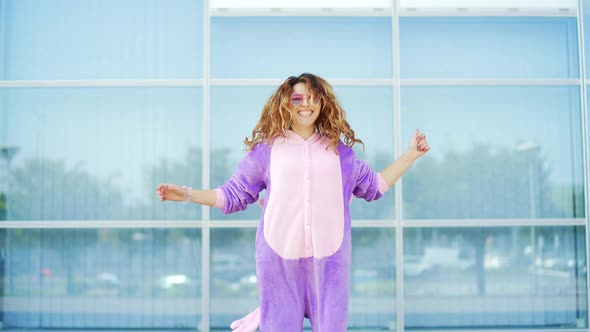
[263,133,344,259]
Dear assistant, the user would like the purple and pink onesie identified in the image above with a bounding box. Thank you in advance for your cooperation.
[214,130,390,331]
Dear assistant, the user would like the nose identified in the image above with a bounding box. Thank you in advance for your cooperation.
[301,96,309,106]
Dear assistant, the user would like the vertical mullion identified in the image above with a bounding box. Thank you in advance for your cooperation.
[0,0,5,330]
[201,0,211,330]
[0,0,6,80]
[392,0,404,332]
[576,0,590,326]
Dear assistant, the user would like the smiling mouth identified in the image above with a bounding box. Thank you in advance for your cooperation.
[298,110,314,117]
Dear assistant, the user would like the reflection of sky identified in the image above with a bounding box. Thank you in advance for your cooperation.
[402,86,583,186]
[211,17,393,79]
[401,17,579,79]
[2,88,202,205]
[3,0,203,79]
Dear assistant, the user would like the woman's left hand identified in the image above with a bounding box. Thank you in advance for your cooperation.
[406,129,430,160]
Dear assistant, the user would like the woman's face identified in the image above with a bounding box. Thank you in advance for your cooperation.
[288,82,321,133]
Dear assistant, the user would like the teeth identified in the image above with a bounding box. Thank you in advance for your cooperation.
[298,111,312,117]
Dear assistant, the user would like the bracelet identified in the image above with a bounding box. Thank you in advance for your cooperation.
[181,186,193,203]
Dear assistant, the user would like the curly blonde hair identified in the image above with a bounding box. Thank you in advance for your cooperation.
[244,73,363,152]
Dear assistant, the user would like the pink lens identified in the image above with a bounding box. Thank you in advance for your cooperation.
[312,94,320,104]
[290,94,304,106]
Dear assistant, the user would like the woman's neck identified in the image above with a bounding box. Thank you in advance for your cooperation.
[291,126,315,140]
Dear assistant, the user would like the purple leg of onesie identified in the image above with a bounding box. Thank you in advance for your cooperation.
[256,217,351,331]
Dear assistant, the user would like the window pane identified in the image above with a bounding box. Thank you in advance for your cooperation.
[211,17,392,79]
[0,87,202,221]
[210,86,394,220]
[584,0,590,77]
[399,0,576,10]
[210,229,257,329]
[2,0,203,79]
[350,227,396,329]
[0,228,201,329]
[400,17,579,79]
[402,86,584,219]
[404,226,588,329]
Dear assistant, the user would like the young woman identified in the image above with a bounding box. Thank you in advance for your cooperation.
[157,73,430,331]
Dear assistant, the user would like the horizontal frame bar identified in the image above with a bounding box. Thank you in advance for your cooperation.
[0,79,203,88]
[0,78,580,88]
[0,220,204,229]
[0,218,584,229]
[405,218,586,227]
[210,8,576,17]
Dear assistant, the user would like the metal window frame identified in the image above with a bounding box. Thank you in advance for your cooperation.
[209,8,577,17]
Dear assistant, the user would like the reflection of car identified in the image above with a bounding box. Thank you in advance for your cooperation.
[404,255,433,276]
[422,247,474,270]
[156,273,199,296]
[95,272,120,287]
[484,252,508,270]
[351,268,395,296]
[85,272,121,296]
[529,255,587,294]
[533,255,587,277]
[353,268,378,282]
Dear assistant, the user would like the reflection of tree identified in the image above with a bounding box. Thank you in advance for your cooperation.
[10,159,125,220]
[404,143,573,219]
[0,193,6,220]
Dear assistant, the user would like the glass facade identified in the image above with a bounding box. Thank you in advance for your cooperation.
[0,228,202,328]
[1,0,589,331]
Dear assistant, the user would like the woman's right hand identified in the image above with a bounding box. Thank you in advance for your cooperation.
[156,184,187,202]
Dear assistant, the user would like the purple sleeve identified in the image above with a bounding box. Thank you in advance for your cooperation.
[216,145,267,215]
[352,156,390,202]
